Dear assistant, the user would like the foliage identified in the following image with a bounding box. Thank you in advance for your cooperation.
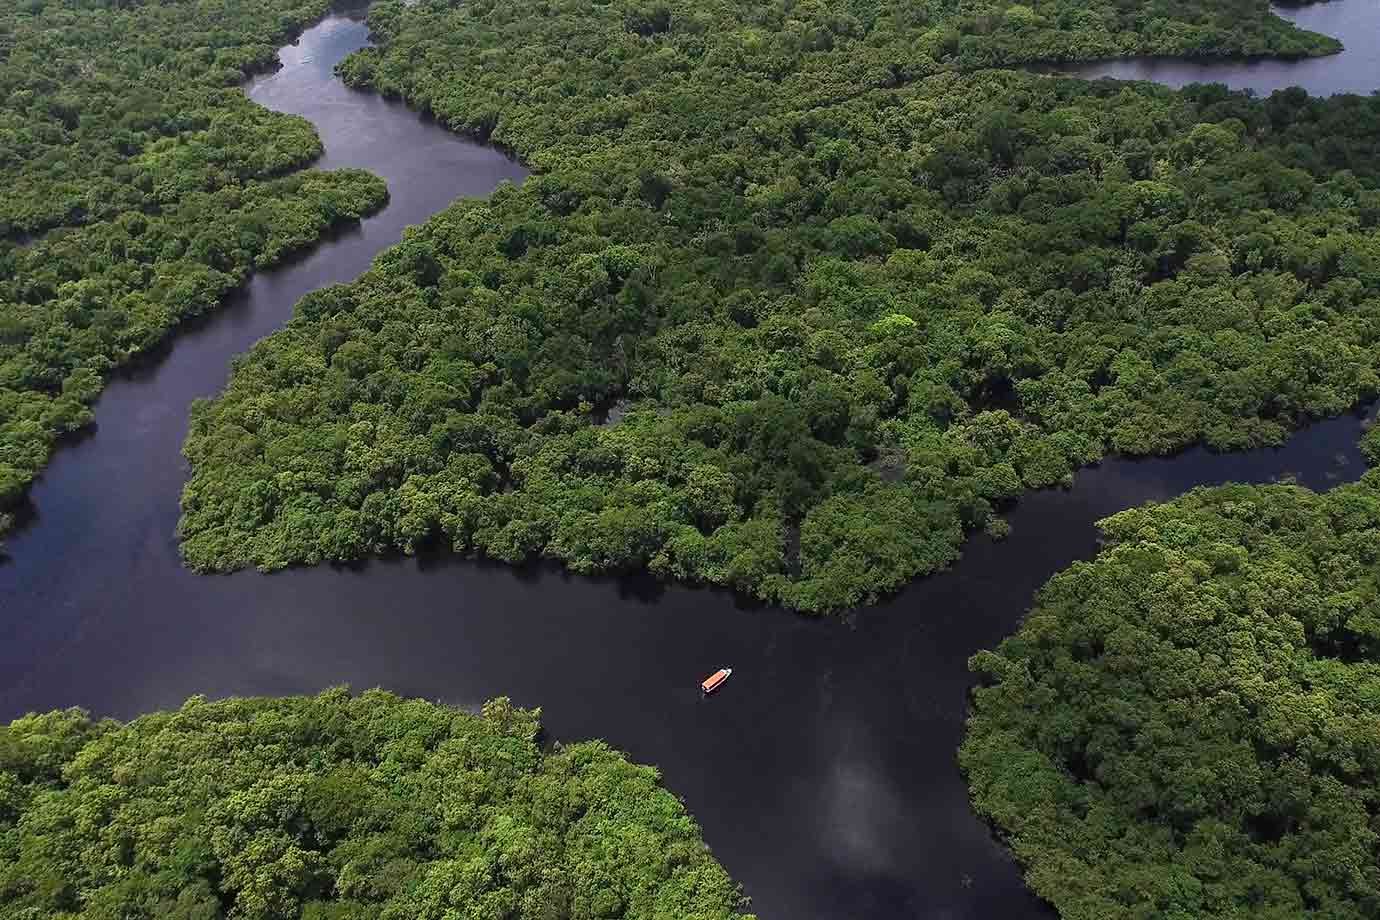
[0,688,753,920]
[1,0,331,238]
[1360,421,1380,464]
[180,0,1380,612]
[960,471,1380,919]
[0,0,390,541]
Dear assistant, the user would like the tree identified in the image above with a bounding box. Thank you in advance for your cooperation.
[0,690,755,920]
[962,470,1380,920]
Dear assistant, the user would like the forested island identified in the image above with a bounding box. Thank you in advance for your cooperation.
[961,428,1380,919]
[177,0,1380,611]
[0,689,752,919]
[0,0,388,550]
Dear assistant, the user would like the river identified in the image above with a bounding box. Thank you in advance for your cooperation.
[1040,0,1380,95]
[0,6,1375,920]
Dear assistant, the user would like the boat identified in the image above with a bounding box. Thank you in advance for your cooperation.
[701,667,732,694]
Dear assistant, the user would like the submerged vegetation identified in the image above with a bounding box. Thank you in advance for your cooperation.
[0,689,753,919]
[961,464,1380,919]
[180,0,1380,611]
[0,0,388,545]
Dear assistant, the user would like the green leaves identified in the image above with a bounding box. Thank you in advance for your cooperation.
[962,477,1380,919]
[0,691,753,920]
[179,0,1380,612]
[0,0,390,536]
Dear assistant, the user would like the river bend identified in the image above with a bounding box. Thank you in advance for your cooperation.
[1,6,1376,919]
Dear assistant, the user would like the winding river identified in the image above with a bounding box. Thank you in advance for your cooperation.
[2,5,1377,919]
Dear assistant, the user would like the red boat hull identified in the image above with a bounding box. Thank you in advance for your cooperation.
[701,669,731,693]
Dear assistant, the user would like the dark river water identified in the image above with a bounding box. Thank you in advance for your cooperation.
[1043,0,1380,94]
[2,7,1377,920]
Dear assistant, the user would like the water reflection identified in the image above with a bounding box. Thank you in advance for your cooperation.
[2,8,1378,920]
[1041,1,1380,95]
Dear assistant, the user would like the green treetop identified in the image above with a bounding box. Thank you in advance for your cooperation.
[0,689,753,920]
[962,467,1380,918]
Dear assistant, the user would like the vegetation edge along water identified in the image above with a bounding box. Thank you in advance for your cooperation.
[2,4,1378,919]
[960,423,1380,919]
[0,0,392,553]
[176,0,1380,613]
[0,688,755,919]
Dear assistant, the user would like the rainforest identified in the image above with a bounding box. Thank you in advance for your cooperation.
[0,690,752,919]
[0,0,387,549]
[961,445,1380,920]
[175,0,1380,612]
[5,1,1380,919]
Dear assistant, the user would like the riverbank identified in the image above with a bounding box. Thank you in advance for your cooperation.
[4,5,1380,919]
[1038,0,1378,95]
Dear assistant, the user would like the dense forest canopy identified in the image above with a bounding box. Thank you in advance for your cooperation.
[0,689,753,919]
[1,0,333,238]
[180,0,1380,612]
[960,467,1380,919]
[0,0,389,549]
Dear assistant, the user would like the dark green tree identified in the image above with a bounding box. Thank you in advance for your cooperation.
[962,467,1380,919]
[0,689,754,920]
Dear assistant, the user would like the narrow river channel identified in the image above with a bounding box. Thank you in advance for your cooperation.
[2,5,1376,919]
